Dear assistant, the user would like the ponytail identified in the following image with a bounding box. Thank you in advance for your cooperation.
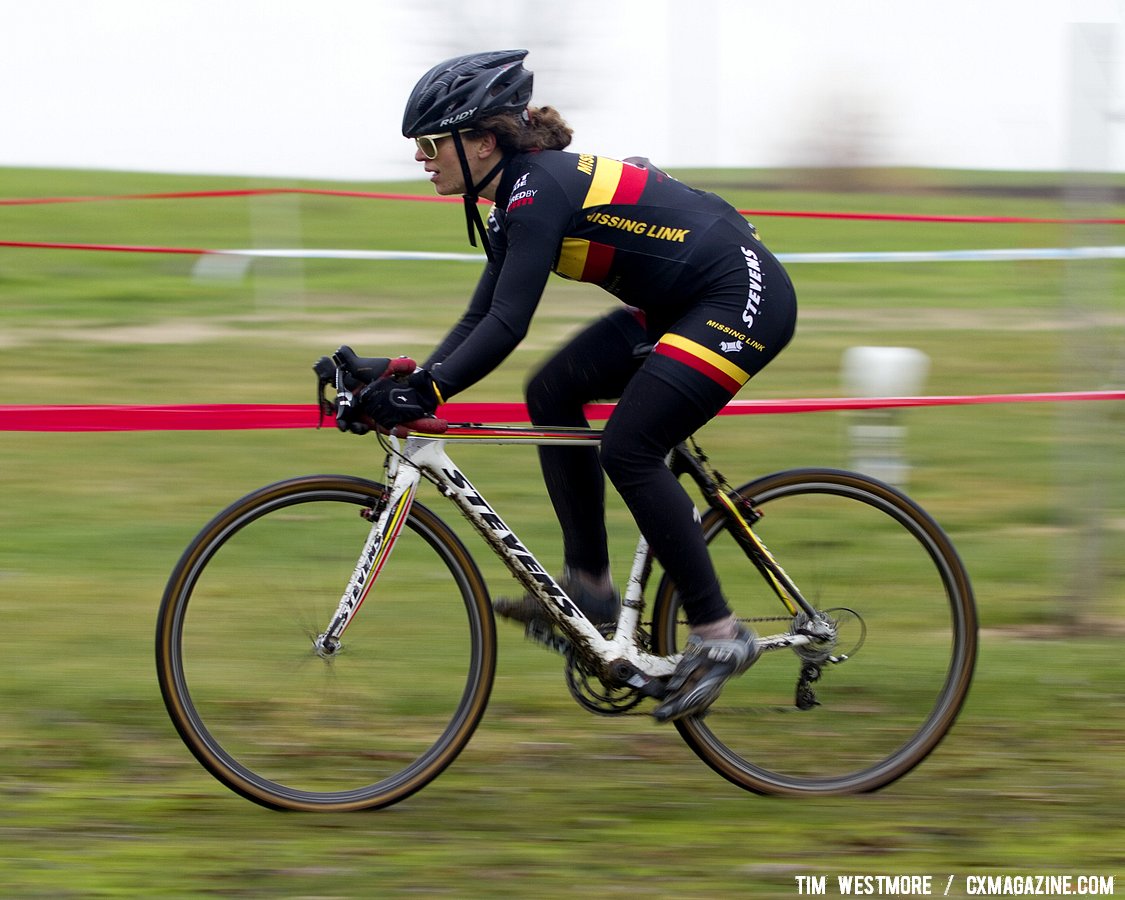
[470,105,573,153]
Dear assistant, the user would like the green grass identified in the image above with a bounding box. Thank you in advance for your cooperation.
[1,166,1123,897]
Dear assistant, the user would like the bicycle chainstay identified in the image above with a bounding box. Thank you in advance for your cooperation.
[523,614,817,717]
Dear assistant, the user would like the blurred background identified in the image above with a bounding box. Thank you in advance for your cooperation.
[1,2,1123,897]
[4,0,1125,178]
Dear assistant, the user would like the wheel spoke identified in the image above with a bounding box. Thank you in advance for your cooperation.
[653,469,977,795]
[156,477,496,811]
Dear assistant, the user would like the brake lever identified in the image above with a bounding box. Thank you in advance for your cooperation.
[312,356,337,428]
[316,349,425,436]
[333,367,370,434]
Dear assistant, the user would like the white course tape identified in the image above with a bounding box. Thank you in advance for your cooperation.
[191,245,1125,280]
[210,246,1125,264]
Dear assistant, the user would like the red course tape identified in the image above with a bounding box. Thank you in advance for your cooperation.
[1,392,1121,432]
[2,187,1123,225]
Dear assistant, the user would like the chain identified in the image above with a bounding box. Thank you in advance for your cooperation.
[672,616,793,626]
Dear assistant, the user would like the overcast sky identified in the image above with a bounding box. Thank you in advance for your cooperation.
[3,0,1124,182]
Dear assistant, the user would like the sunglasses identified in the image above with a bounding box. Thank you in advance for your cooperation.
[414,131,467,160]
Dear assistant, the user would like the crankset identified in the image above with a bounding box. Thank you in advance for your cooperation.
[523,620,652,715]
[564,649,646,715]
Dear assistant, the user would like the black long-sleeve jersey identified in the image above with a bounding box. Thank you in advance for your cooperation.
[425,149,770,398]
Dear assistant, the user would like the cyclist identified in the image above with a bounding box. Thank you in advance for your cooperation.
[356,49,798,721]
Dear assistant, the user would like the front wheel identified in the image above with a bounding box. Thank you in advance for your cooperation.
[156,475,496,811]
[652,468,977,796]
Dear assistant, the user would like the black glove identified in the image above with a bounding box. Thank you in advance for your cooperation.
[356,368,443,428]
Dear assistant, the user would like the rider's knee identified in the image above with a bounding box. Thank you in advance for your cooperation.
[525,369,556,423]
[526,363,583,424]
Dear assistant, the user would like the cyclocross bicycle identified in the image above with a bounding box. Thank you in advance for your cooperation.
[155,348,978,811]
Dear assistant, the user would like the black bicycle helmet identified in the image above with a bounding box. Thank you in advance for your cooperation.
[402,49,533,137]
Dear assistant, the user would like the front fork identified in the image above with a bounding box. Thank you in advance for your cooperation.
[314,456,419,657]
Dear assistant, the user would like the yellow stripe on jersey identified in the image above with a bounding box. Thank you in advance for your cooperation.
[658,333,752,386]
[555,237,591,280]
[582,157,625,209]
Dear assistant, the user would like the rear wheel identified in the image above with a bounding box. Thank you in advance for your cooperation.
[653,468,977,795]
[156,475,496,811]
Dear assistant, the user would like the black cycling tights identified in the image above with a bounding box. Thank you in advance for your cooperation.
[526,309,734,627]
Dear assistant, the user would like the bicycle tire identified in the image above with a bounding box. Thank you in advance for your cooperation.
[156,474,496,811]
[652,467,977,796]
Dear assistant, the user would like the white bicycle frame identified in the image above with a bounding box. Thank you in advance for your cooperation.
[316,426,822,680]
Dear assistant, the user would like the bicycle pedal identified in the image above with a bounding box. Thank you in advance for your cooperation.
[525,619,571,657]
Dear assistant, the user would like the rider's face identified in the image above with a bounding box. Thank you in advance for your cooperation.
[415,133,499,198]
[416,134,463,195]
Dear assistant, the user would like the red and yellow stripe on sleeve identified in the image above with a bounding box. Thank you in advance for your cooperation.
[555,157,649,282]
[555,238,614,282]
[581,157,648,208]
[653,334,751,394]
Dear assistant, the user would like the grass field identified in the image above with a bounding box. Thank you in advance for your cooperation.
[1,165,1123,897]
